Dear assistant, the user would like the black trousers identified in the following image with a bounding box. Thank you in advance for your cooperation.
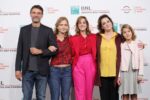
[99,77,119,100]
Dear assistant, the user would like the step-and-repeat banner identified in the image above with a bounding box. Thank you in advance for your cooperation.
[0,0,150,100]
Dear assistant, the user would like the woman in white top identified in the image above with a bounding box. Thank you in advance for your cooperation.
[117,24,144,100]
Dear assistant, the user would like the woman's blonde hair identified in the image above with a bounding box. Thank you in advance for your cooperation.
[54,17,69,36]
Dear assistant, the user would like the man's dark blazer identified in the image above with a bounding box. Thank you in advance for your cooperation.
[15,24,57,76]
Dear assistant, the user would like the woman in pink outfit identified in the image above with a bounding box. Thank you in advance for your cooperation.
[70,16,96,100]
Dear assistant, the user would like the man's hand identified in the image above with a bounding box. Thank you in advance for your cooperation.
[15,71,22,81]
[48,46,57,52]
[30,47,43,55]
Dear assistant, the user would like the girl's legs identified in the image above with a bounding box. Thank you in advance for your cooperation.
[122,94,129,100]
[131,94,137,100]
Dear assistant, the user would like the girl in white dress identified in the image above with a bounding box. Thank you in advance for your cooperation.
[117,24,144,100]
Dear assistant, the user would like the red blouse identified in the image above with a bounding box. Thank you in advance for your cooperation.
[70,34,96,67]
[50,37,72,65]
[79,35,92,55]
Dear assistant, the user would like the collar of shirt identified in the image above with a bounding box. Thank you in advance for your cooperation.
[101,32,117,40]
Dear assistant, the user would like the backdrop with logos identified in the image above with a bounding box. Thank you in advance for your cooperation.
[0,0,150,100]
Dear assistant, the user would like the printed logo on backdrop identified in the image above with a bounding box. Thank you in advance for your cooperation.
[0,81,21,88]
[0,27,8,33]
[120,25,147,32]
[113,23,147,33]
[71,6,80,15]
[113,23,120,32]
[111,23,123,32]
[0,26,8,48]
[134,6,146,13]
[71,6,109,15]
[0,63,9,70]
[134,27,147,32]
[0,26,17,50]
[0,81,4,86]
[121,6,146,13]
[0,48,16,52]
[0,9,20,16]
[121,6,132,13]
[45,7,59,14]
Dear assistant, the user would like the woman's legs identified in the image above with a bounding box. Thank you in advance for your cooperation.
[84,57,96,100]
[48,67,61,100]
[100,77,119,100]
[100,77,110,100]
[61,67,72,100]
[73,54,96,100]
[73,64,86,100]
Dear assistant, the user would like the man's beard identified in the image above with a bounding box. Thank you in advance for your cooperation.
[32,18,41,23]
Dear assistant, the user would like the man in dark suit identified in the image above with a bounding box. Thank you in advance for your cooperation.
[15,5,57,100]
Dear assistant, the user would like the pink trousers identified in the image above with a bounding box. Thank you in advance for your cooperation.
[73,54,96,100]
